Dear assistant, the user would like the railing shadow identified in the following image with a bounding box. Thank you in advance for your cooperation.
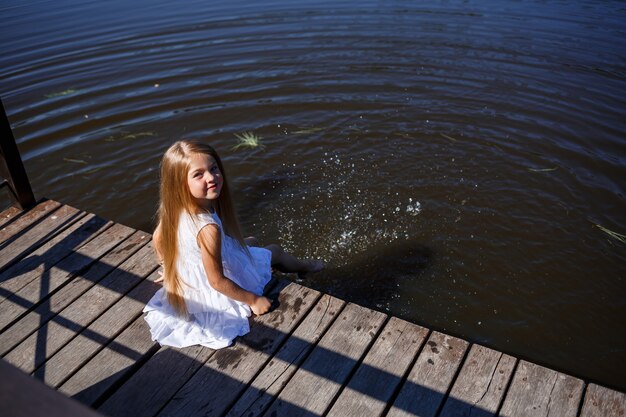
[0,214,113,340]
[75,295,500,417]
[0,208,85,272]
[0,199,56,245]
[1,208,504,417]
[0,210,100,284]
[0,214,154,380]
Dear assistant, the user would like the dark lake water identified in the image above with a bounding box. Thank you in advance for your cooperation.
[2,0,625,390]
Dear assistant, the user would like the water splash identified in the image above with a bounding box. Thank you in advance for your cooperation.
[258,151,424,268]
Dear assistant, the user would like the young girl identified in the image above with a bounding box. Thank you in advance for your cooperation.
[143,140,323,349]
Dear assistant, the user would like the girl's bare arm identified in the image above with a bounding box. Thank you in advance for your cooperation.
[153,223,165,283]
[197,224,271,315]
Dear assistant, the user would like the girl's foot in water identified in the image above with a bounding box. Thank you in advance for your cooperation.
[297,259,325,279]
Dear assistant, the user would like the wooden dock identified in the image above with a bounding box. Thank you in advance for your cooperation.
[1,199,624,417]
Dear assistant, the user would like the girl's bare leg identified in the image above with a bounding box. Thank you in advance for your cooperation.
[265,244,324,275]
[244,236,260,246]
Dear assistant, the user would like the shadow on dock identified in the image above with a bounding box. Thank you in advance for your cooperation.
[1,201,624,417]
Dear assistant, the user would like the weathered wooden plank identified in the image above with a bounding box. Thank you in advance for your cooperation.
[0,205,21,229]
[42,267,161,387]
[225,293,345,417]
[0,358,105,417]
[0,219,128,332]
[0,230,150,356]
[97,344,216,417]
[327,317,429,417]
[499,361,584,417]
[3,243,156,374]
[264,302,387,417]
[0,209,94,300]
[0,199,61,244]
[387,331,470,417]
[439,344,517,417]
[0,203,83,271]
[580,383,626,417]
[156,281,321,417]
[97,279,286,417]
[59,314,159,405]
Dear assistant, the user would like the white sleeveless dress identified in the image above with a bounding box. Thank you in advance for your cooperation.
[143,211,272,349]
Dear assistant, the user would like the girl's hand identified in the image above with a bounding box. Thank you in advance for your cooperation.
[250,296,272,315]
[155,266,164,284]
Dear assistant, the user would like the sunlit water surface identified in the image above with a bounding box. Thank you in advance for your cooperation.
[1,0,625,390]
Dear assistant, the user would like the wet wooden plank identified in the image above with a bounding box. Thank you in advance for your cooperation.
[327,317,429,417]
[156,281,321,417]
[0,199,61,244]
[0,219,126,332]
[59,314,158,405]
[264,303,387,417]
[439,344,517,417]
[0,210,94,300]
[499,361,584,417]
[3,243,156,374]
[0,358,105,417]
[0,205,21,229]
[0,203,82,271]
[42,268,161,387]
[226,294,345,417]
[387,331,470,417]
[0,231,150,356]
[580,384,626,417]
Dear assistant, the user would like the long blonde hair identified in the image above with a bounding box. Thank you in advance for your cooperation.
[157,140,247,317]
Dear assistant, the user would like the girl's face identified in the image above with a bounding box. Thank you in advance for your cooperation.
[187,153,223,210]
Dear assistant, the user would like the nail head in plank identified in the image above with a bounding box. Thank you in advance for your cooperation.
[388,331,470,417]
[580,384,626,417]
[264,302,387,417]
[439,344,516,417]
[499,361,584,417]
[327,317,429,417]
[156,281,321,417]
[226,293,345,417]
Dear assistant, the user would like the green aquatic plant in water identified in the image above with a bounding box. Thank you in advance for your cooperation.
[45,89,78,98]
[440,133,458,142]
[63,157,88,165]
[528,167,558,172]
[292,127,325,134]
[82,166,103,174]
[105,131,155,142]
[232,131,263,150]
[595,224,626,245]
